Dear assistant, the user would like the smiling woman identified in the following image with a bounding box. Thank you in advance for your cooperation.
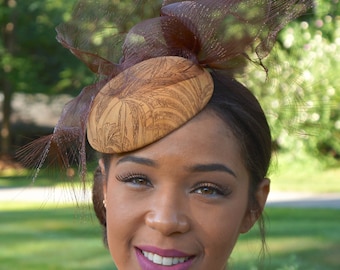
[20,0,313,269]
[93,72,272,270]
[101,111,267,269]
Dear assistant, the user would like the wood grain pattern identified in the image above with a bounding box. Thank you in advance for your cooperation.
[87,56,213,153]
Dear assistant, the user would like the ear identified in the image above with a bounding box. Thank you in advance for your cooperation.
[256,178,270,212]
[240,178,270,233]
[99,158,107,201]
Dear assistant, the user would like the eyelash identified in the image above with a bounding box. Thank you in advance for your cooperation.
[191,182,231,197]
[115,173,231,197]
[116,173,152,187]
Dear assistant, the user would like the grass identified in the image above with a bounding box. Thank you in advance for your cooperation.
[0,202,114,270]
[0,153,339,269]
[0,202,339,270]
[232,208,340,269]
[268,152,340,193]
[0,161,98,188]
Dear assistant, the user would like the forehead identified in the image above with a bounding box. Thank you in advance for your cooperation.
[111,110,247,179]
[158,110,235,153]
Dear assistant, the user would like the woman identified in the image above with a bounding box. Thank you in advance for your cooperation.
[21,0,313,269]
[92,69,272,269]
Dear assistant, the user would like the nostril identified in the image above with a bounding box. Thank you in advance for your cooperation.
[145,209,190,235]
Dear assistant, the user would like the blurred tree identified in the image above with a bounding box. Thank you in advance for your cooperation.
[0,0,93,156]
[240,0,340,162]
[0,0,162,157]
[0,0,16,155]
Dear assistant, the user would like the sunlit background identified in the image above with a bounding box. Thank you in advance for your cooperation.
[1,0,339,269]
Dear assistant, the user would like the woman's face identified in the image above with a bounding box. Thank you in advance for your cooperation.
[101,111,268,270]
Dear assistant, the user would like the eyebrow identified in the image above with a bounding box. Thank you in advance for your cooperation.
[188,163,237,178]
[116,155,158,167]
[116,156,237,178]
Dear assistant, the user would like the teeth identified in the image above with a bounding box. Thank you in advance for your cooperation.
[142,250,189,266]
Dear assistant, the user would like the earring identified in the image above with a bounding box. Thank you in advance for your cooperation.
[103,199,107,208]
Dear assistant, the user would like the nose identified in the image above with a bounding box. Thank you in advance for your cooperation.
[145,193,190,236]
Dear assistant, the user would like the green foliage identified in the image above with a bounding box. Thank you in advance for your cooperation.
[0,0,93,95]
[239,2,340,162]
[55,0,162,66]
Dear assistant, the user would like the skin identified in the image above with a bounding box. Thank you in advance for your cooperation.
[100,110,270,270]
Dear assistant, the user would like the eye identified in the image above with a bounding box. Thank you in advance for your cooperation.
[192,182,231,197]
[116,173,152,187]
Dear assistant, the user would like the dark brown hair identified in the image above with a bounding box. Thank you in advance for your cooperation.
[207,72,272,259]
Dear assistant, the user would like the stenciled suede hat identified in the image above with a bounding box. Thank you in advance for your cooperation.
[19,0,313,181]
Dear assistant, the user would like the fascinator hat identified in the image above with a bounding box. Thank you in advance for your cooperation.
[19,0,313,179]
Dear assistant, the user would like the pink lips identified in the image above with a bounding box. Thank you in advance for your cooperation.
[138,245,191,257]
[135,245,195,270]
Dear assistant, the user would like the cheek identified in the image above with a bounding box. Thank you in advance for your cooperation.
[192,193,249,265]
[105,181,144,265]
[106,181,142,234]
[195,204,247,251]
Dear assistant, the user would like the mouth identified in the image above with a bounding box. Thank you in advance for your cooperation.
[135,246,195,269]
[141,249,190,266]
